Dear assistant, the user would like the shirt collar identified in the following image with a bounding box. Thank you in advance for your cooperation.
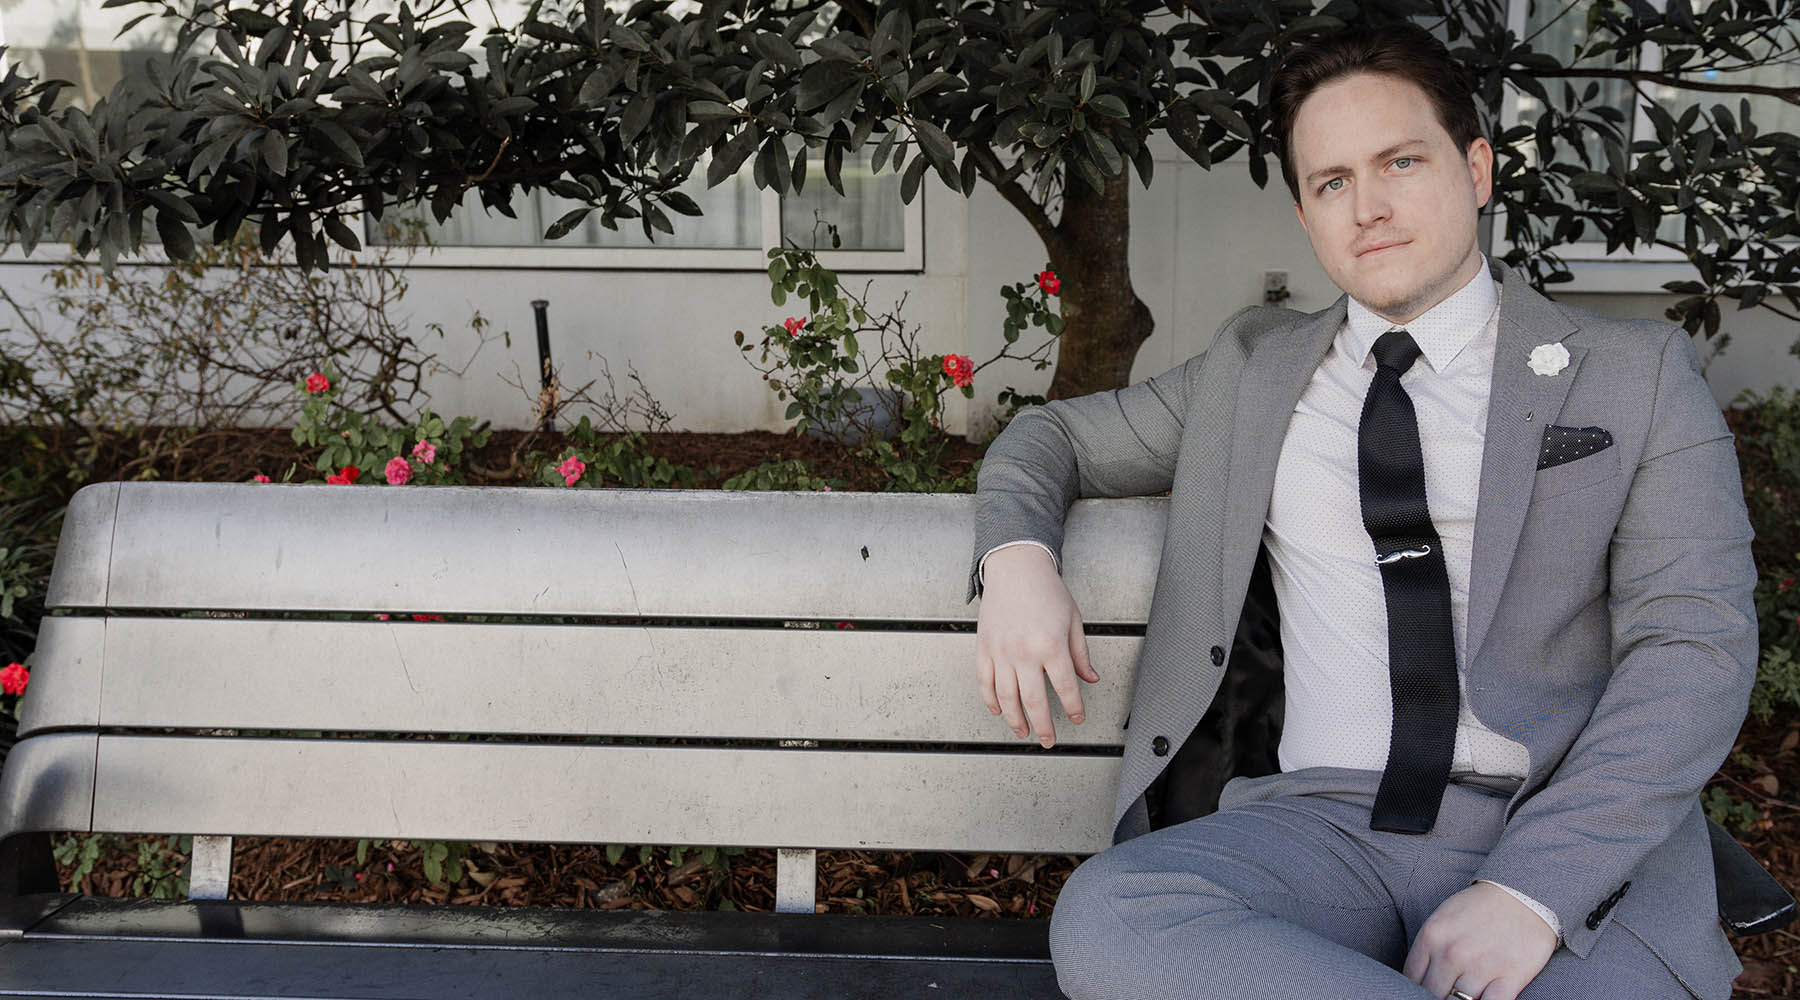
[1344,254,1498,375]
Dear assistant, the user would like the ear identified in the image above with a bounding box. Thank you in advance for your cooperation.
[1293,200,1307,232]
[1467,137,1494,209]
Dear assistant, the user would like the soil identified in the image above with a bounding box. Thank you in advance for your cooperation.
[30,423,1800,998]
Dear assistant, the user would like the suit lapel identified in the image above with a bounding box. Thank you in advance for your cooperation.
[1220,300,1345,610]
[1465,263,1584,666]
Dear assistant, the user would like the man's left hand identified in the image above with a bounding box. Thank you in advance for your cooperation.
[1403,881,1558,1000]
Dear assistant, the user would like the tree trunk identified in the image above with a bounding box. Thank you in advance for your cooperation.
[1043,163,1155,400]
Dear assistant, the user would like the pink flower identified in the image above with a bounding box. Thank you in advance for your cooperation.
[558,454,586,486]
[1037,270,1060,295]
[305,372,331,394]
[941,354,974,388]
[784,316,808,337]
[0,662,27,696]
[325,465,361,485]
[374,613,391,621]
[251,474,271,483]
[385,456,412,486]
[412,614,446,622]
[412,439,437,464]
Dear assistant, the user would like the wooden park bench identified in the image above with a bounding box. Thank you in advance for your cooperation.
[0,481,1791,998]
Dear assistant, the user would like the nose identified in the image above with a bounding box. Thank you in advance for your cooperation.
[1353,178,1392,228]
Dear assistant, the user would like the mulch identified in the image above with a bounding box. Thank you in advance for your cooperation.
[29,423,1800,997]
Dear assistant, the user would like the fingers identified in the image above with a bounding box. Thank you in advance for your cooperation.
[1068,610,1100,685]
[1044,647,1086,730]
[1015,665,1056,748]
[976,650,1000,715]
[992,659,1028,739]
[974,579,1097,747]
[1402,941,1429,986]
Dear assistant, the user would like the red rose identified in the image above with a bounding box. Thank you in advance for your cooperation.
[1037,270,1061,295]
[784,316,808,337]
[305,372,331,394]
[325,465,361,484]
[0,662,27,696]
[941,354,974,388]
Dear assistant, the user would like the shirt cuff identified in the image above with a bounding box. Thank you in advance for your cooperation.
[1475,879,1562,941]
[978,540,1060,586]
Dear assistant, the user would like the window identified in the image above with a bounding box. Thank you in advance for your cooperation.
[1498,0,1797,283]
[0,1,178,112]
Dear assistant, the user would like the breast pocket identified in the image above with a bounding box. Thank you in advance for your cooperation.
[1531,448,1621,503]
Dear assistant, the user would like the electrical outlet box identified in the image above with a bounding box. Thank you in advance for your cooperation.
[1263,270,1290,304]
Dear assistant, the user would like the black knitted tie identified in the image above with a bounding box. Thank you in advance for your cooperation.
[1360,329,1459,835]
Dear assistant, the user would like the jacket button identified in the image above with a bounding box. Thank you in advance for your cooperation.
[1152,736,1170,756]
[1210,645,1226,666]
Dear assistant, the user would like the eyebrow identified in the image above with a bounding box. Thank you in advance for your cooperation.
[1303,139,1429,185]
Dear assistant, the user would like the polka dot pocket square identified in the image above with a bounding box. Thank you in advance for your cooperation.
[1537,424,1614,470]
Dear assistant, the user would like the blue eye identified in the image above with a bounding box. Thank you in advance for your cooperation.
[1393,156,1416,169]
[1320,177,1345,193]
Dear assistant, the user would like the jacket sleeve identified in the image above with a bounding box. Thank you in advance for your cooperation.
[1471,325,1759,958]
[963,342,1219,605]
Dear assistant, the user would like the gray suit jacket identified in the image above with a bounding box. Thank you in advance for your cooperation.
[966,259,1757,994]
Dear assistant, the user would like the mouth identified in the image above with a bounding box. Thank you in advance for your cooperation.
[1356,241,1409,257]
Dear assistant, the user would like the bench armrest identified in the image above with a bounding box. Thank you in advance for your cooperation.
[1709,815,1797,935]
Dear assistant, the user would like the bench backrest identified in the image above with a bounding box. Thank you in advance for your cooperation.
[2,482,1165,870]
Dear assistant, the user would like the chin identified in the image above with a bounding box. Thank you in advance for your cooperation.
[1345,278,1428,318]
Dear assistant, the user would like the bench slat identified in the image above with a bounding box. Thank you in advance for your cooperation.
[47,483,1165,623]
[77,736,1117,854]
[21,618,1137,746]
[0,734,97,839]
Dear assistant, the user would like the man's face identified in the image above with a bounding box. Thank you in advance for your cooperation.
[1289,72,1493,324]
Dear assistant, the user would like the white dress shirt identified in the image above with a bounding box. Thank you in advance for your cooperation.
[978,257,1562,939]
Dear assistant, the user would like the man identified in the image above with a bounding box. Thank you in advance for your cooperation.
[966,23,1757,1000]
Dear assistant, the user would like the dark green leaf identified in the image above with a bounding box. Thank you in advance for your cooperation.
[545,206,592,240]
[261,131,288,175]
[155,209,195,260]
[709,126,760,187]
[900,153,926,203]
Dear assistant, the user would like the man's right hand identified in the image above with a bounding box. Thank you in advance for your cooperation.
[975,545,1101,748]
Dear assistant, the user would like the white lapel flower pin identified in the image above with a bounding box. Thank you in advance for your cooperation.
[1527,342,1570,377]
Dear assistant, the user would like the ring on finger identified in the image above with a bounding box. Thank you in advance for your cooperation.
[1449,990,1477,1000]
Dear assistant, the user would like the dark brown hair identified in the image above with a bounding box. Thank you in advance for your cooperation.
[1266,22,1484,201]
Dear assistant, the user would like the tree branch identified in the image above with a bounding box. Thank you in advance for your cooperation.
[1531,66,1800,105]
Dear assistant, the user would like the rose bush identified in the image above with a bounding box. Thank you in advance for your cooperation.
[524,415,706,490]
[290,363,491,486]
[736,238,1062,491]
